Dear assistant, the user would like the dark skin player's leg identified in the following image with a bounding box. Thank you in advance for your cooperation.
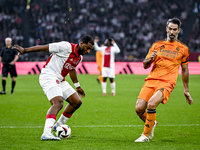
[47,96,64,115]
[47,92,82,115]
[103,77,107,82]
[64,92,82,114]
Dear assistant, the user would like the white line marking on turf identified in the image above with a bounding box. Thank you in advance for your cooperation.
[0,124,199,129]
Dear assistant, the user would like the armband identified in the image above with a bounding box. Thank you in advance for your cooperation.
[74,82,80,88]
[24,48,26,53]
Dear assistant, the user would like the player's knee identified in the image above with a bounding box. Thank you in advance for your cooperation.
[75,99,82,107]
[135,106,144,115]
[52,99,63,110]
[72,98,82,109]
[147,102,156,109]
[56,101,63,110]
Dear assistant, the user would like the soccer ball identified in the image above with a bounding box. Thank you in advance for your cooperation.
[56,125,71,139]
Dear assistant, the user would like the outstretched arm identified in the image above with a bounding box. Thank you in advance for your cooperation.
[12,45,49,54]
[69,69,85,97]
[143,50,157,69]
[181,64,193,105]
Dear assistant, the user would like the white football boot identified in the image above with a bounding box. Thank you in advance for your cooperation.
[41,133,60,141]
[135,134,149,142]
[149,120,157,140]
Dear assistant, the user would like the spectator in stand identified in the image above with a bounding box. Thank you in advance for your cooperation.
[0,0,199,61]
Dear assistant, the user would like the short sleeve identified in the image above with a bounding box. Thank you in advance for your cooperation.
[14,49,18,55]
[146,43,156,59]
[181,47,189,65]
[49,41,71,54]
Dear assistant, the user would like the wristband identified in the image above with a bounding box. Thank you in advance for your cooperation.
[24,48,26,53]
[74,82,80,88]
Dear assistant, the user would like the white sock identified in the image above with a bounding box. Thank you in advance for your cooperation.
[101,82,107,93]
[56,114,70,126]
[43,118,56,134]
[110,82,116,94]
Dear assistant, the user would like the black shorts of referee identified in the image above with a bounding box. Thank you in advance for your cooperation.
[2,63,17,78]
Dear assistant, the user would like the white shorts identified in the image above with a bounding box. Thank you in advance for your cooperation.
[39,74,76,101]
[102,67,115,78]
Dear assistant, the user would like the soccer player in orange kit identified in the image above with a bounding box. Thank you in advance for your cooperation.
[134,18,193,142]
[96,50,103,83]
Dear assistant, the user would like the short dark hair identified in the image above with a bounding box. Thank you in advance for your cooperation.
[80,35,94,45]
[166,18,181,28]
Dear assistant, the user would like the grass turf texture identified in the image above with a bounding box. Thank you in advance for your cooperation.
[0,74,199,150]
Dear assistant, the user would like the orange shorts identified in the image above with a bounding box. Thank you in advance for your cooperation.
[138,80,174,104]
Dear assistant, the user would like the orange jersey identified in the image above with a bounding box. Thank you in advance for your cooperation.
[96,51,103,70]
[145,39,189,87]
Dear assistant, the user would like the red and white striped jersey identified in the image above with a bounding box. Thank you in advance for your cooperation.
[94,42,120,68]
[42,41,82,81]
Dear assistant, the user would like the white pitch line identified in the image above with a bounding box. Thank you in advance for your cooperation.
[0,124,199,129]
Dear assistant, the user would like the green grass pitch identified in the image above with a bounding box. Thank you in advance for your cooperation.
[0,74,199,150]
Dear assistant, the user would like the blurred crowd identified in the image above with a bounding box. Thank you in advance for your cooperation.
[0,0,200,61]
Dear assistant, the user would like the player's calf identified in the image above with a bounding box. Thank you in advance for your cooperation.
[50,98,64,115]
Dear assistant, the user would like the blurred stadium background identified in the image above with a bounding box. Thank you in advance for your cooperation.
[0,0,200,62]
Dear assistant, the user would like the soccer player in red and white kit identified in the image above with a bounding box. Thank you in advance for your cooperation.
[12,35,94,141]
[94,37,120,96]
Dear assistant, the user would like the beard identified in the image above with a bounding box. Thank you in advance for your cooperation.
[78,47,84,55]
[168,33,178,41]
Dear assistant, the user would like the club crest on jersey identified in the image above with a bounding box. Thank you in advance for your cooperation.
[160,45,165,51]
[64,63,76,70]
[176,47,180,51]
[56,80,60,84]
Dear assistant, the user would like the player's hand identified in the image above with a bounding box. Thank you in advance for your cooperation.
[111,39,115,44]
[76,87,85,98]
[94,37,99,43]
[12,45,25,54]
[150,50,157,61]
[184,91,193,105]
[9,61,15,65]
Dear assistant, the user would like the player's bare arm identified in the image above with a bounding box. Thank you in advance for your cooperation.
[12,45,49,54]
[181,64,193,105]
[69,69,85,97]
[143,50,157,69]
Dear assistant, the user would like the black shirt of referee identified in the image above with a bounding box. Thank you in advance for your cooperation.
[0,41,19,94]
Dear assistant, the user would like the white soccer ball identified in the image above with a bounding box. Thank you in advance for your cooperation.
[56,125,71,139]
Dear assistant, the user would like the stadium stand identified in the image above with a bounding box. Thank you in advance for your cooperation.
[0,0,199,61]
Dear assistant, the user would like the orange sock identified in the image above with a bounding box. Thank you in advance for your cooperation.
[137,110,147,123]
[99,75,103,83]
[143,109,156,138]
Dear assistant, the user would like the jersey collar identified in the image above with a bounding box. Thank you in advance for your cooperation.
[165,38,179,42]
[70,43,79,56]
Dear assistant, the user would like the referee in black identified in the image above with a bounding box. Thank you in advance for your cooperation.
[0,37,19,94]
